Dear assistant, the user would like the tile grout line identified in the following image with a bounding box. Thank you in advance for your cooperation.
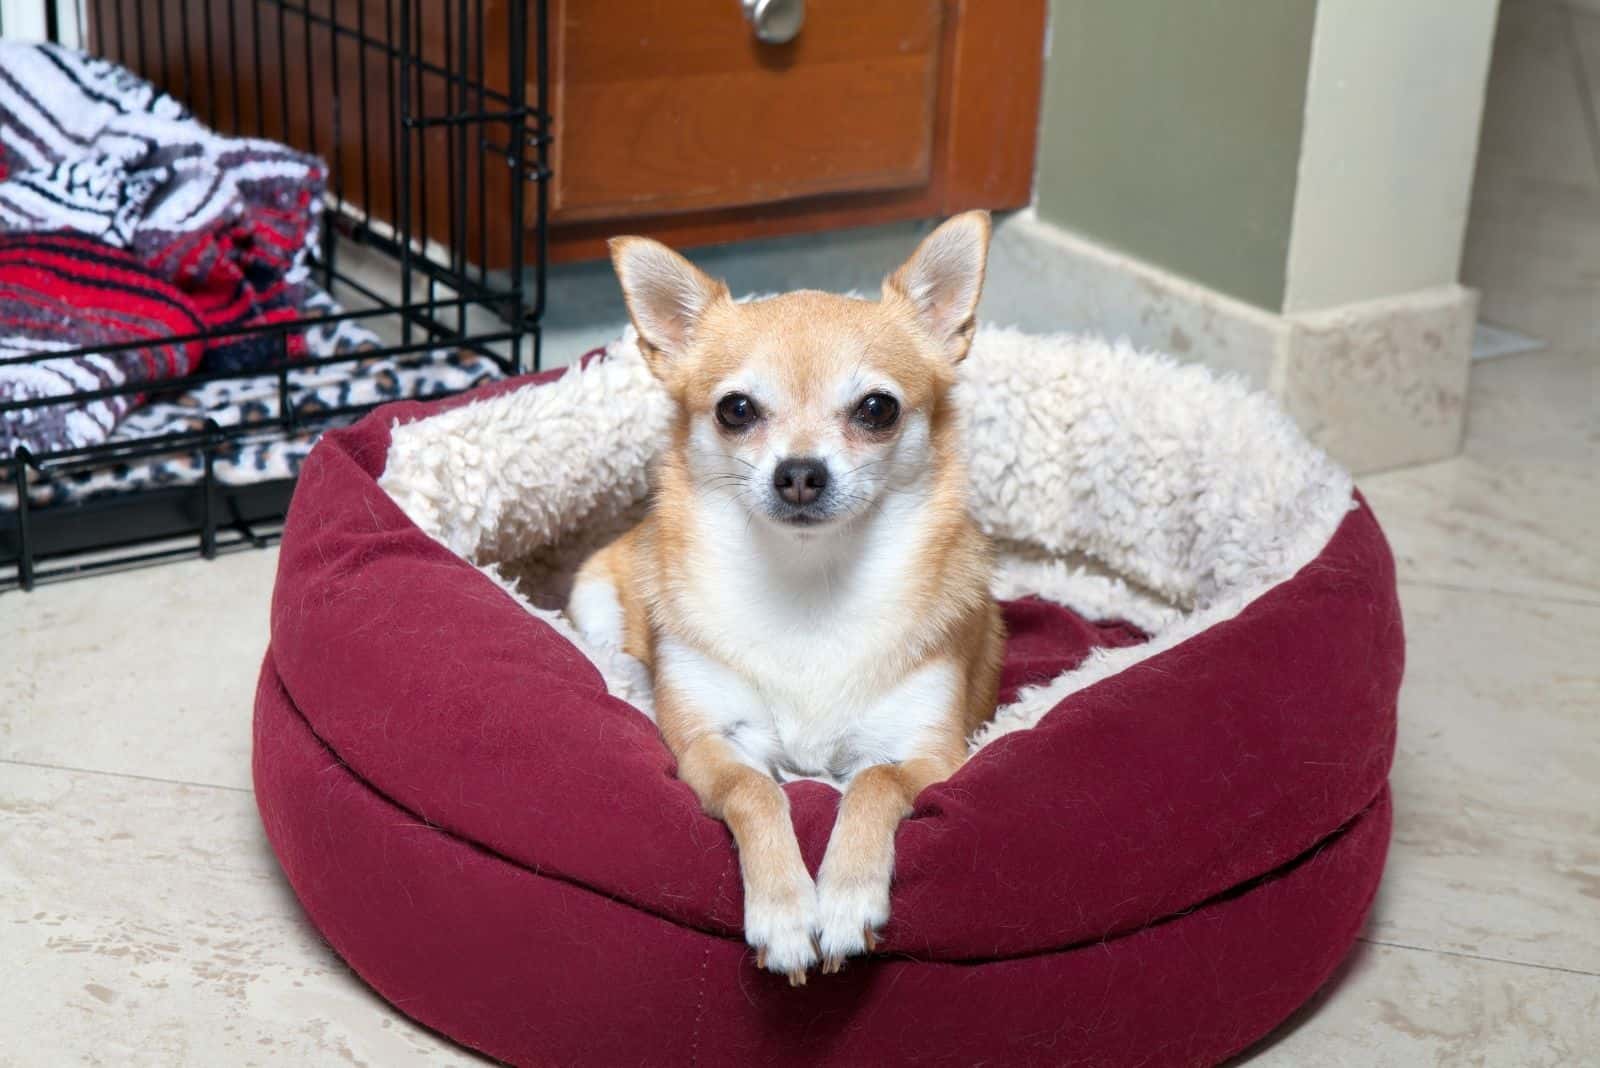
[1565,3,1600,190]
[1395,578,1600,610]
[1360,936,1600,980]
[0,756,252,795]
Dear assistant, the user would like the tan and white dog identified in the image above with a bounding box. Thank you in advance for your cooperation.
[567,213,1004,984]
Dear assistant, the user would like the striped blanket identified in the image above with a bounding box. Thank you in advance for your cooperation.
[0,41,325,458]
[0,232,207,453]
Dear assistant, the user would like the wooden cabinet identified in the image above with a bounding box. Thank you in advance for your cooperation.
[552,1,943,221]
[548,0,1048,261]
[90,0,1046,265]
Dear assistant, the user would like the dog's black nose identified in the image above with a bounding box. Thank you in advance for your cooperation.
[773,457,829,507]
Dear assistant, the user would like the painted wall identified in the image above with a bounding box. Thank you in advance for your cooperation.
[1034,0,1499,316]
[1282,0,1499,313]
[1035,0,1318,310]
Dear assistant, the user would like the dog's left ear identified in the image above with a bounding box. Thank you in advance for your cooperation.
[883,210,991,364]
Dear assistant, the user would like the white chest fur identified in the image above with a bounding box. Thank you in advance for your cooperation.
[660,493,956,786]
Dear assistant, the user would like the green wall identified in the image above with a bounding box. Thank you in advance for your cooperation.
[1036,0,1318,311]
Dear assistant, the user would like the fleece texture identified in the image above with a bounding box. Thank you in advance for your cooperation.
[377,326,1356,742]
[255,327,1401,1067]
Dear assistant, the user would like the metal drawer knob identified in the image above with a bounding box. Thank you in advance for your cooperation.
[742,0,804,45]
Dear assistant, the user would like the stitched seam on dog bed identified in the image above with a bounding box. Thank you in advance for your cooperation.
[267,649,1392,964]
[923,789,1392,968]
[1220,798,1390,1063]
[688,942,712,1068]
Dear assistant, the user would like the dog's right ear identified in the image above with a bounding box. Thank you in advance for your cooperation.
[883,211,991,365]
[609,236,727,372]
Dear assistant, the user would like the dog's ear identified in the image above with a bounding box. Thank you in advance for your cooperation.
[883,211,991,364]
[609,236,728,371]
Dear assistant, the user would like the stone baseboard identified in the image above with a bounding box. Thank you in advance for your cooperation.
[988,213,1475,473]
[1278,286,1474,473]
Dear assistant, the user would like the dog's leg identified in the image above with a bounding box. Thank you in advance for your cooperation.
[569,532,658,664]
[656,639,818,984]
[816,768,953,968]
[813,749,960,972]
[674,731,819,984]
[568,544,629,649]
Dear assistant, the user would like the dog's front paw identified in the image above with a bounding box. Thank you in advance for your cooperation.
[744,873,820,985]
[814,866,891,973]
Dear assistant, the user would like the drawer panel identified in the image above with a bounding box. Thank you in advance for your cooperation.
[553,0,942,221]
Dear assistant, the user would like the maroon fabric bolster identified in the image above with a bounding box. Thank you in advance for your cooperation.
[256,658,1391,1067]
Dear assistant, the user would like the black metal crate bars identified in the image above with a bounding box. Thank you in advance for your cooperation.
[0,0,549,591]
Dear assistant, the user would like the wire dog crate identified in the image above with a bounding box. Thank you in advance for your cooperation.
[0,0,549,591]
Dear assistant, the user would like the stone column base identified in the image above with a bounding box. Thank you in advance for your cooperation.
[991,214,1474,473]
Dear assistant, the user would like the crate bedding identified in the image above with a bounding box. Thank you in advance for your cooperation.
[0,41,499,506]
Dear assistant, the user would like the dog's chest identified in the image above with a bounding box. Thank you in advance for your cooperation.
[727,651,950,787]
[678,558,952,786]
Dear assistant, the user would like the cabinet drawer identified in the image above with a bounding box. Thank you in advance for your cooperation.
[552,0,942,222]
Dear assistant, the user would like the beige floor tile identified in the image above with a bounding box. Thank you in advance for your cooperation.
[1370,584,1600,974]
[1361,452,1599,604]
[0,763,477,1067]
[1360,341,1599,603]
[1242,941,1600,1067]
[1475,1,1600,193]
[1462,345,1600,466]
[0,548,279,791]
[1572,6,1600,151]
[1461,2,1600,345]
[1462,177,1600,347]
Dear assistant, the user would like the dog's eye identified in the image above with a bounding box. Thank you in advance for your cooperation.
[853,392,900,431]
[715,392,760,431]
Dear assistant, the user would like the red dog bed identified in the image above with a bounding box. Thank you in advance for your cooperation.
[255,328,1402,1066]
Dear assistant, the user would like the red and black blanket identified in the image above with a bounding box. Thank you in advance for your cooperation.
[0,42,324,458]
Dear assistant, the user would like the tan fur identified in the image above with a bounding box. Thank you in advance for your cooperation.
[572,214,1003,982]
[576,530,654,668]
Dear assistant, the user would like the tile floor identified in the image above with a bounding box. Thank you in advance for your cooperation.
[8,339,1595,1068]
[4,2,1600,1062]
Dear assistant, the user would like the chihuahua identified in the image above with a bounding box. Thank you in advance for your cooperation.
[568,213,1004,984]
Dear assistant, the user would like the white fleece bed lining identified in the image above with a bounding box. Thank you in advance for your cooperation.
[379,324,1354,751]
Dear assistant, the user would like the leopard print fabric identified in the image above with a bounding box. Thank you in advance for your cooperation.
[2,287,502,509]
